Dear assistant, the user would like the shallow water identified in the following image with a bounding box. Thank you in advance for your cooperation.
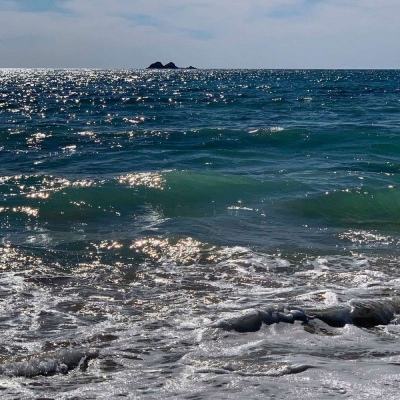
[1,69,400,398]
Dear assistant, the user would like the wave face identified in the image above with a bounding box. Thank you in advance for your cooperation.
[2,69,400,398]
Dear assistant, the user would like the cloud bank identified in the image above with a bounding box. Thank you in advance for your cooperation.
[0,0,399,68]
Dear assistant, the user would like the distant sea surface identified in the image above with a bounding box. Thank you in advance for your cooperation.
[1,69,400,399]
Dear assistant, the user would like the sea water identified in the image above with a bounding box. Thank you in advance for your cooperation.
[1,69,400,398]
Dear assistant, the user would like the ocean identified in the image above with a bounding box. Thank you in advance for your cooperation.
[1,69,400,398]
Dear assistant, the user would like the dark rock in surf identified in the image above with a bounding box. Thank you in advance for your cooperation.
[261,307,309,325]
[0,348,99,377]
[214,308,309,333]
[309,307,351,328]
[309,298,400,328]
[215,297,400,333]
[214,311,264,333]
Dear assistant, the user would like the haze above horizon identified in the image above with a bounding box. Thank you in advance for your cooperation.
[0,0,399,69]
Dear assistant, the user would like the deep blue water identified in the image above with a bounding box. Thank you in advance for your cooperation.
[2,69,400,399]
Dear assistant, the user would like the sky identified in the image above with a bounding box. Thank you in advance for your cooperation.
[0,0,399,68]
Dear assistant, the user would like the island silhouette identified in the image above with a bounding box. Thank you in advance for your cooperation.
[147,61,196,70]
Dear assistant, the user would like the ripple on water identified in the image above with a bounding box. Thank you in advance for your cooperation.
[2,69,400,398]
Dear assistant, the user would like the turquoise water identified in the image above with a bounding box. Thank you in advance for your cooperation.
[2,69,400,251]
[2,69,400,398]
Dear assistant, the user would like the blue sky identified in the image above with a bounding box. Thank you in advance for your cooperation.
[0,0,399,68]
[12,0,67,12]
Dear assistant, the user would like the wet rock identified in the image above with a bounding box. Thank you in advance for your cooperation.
[349,299,397,328]
[289,309,309,323]
[308,307,351,328]
[308,298,400,328]
[216,308,310,333]
[0,348,99,377]
[214,311,263,333]
[215,297,400,333]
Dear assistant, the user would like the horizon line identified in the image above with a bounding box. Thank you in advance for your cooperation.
[1,67,400,71]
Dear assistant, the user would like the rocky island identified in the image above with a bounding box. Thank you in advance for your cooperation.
[147,61,196,70]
